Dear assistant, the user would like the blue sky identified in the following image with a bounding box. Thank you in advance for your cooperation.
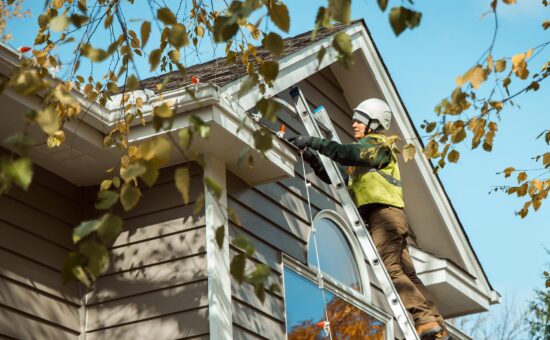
[6,0,549,318]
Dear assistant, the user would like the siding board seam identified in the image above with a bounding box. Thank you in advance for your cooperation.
[101,250,207,277]
[85,305,208,333]
[0,218,72,251]
[122,199,202,221]
[0,246,61,273]
[0,274,80,308]
[227,198,307,247]
[0,304,80,336]
[4,194,74,229]
[232,324,270,340]
[232,298,285,325]
[251,186,311,226]
[109,224,206,250]
[87,277,208,307]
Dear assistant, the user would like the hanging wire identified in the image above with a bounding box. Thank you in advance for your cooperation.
[299,151,333,340]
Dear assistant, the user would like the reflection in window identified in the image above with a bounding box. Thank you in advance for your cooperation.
[308,218,362,291]
[285,267,385,340]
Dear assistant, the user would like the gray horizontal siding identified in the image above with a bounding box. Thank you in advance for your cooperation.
[85,163,209,337]
[0,165,83,338]
[86,307,209,340]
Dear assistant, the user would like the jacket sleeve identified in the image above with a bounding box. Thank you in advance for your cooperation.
[305,150,350,185]
[308,136,391,168]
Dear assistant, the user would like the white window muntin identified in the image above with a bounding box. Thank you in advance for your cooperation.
[282,254,394,340]
[308,209,372,302]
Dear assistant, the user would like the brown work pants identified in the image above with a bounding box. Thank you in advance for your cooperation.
[360,204,445,328]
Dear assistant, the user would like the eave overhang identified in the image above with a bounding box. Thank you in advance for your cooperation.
[0,46,296,187]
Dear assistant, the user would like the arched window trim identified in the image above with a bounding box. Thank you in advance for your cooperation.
[282,254,395,340]
[307,209,373,304]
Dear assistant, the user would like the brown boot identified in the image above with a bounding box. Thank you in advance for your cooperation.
[416,321,444,340]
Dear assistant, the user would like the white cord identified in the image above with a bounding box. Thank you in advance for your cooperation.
[300,151,333,340]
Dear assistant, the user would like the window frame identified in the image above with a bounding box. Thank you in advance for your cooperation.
[307,209,372,302]
[282,254,394,340]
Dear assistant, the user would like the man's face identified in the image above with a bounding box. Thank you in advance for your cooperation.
[352,120,367,139]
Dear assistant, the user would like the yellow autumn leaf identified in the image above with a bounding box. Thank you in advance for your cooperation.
[503,167,515,178]
[448,150,460,163]
[175,167,190,204]
[517,171,527,183]
[402,143,416,162]
[494,59,506,72]
[525,48,534,59]
[512,53,529,80]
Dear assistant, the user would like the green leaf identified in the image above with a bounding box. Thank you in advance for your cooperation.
[100,179,112,191]
[233,235,255,256]
[262,32,284,57]
[178,128,193,150]
[62,252,89,286]
[259,61,279,85]
[7,157,33,191]
[332,32,353,66]
[50,15,69,32]
[138,136,171,163]
[389,6,422,36]
[269,3,290,32]
[149,49,162,71]
[189,115,210,139]
[204,176,223,199]
[168,24,189,49]
[126,74,139,91]
[215,225,225,249]
[80,44,109,62]
[120,163,147,182]
[213,16,238,42]
[96,213,123,244]
[230,253,246,284]
[253,128,273,153]
[141,21,151,48]
[175,167,190,204]
[141,162,159,187]
[153,102,173,118]
[237,74,259,97]
[73,219,100,244]
[120,183,141,211]
[193,192,205,215]
[79,240,109,279]
[95,190,119,210]
[36,108,58,135]
[256,98,279,122]
[317,46,327,66]
[157,7,177,25]
[377,0,389,11]
[329,0,351,24]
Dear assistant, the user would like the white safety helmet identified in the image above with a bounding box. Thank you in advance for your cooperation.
[352,98,392,131]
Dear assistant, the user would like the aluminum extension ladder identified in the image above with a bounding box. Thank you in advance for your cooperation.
[289,87,420,340]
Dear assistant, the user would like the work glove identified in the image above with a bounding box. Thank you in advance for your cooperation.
[287,135,314,150]
[302,148,321,166]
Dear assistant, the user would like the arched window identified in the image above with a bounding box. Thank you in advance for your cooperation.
[308,216,362,291]
[283,210,392,339]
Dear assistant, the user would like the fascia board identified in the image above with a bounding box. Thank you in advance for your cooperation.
[410,247,491,312]
[219,22,365,111]
[352,25,498,303]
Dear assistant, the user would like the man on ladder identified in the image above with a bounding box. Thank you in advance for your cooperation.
[289,98,449,340]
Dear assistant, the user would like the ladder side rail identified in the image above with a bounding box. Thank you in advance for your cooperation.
[290,88,419,340]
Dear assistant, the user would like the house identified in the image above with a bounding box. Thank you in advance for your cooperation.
[0,20,499,339]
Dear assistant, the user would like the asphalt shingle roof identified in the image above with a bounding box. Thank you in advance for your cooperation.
[138,22,354,92]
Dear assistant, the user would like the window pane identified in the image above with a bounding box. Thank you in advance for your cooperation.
[284,267,385,340]
[308,218,361,291]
